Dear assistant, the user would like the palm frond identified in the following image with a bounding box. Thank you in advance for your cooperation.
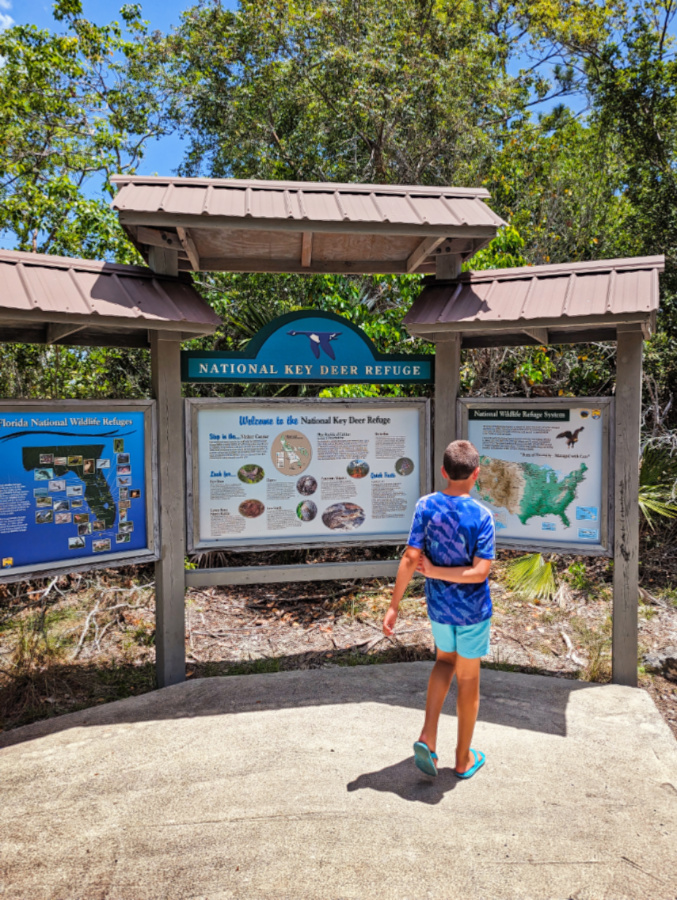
[639,445,677,528]
[505,552,558,600]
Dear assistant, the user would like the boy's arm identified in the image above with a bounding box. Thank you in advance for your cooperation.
[383,546,421,635]
[417,554,491,584]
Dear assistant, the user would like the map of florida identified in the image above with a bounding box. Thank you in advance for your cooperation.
[22,445,117,527]
[476,456,588,527]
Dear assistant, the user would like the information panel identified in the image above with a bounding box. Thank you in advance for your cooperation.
[0,402,157,581]
[459,398,613,555]
[187,399,430,550]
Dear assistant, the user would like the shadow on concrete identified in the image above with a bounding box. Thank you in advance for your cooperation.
[0,660,600,750]
[347,756,461,805]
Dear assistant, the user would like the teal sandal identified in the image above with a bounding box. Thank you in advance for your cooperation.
[413,741,438,777]
[453,748,485,779]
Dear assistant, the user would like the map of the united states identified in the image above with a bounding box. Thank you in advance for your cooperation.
[475,456,588,527]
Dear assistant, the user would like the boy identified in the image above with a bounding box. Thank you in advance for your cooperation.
[382,440,495,779]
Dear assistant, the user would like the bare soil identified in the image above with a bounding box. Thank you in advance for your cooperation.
[1,560,675,738]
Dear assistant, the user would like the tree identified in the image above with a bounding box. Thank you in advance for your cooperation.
[167,0,537,185]
[0,0,170,260]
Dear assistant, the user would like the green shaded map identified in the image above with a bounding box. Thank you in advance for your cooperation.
[22,445,117,527]
[476,456,588,527]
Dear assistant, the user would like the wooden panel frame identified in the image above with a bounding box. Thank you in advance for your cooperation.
[457,396,614,557]
[185,397,431,553]
[0,399,159,584]
[186,559,404,587]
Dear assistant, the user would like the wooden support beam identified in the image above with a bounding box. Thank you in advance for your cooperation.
[46,322,87,344]
[522,327,548,344]
[197,257,411,275]
[612,327,643,687]
[137,226,182,251]
[150,330,186,688]
[433,334,461,490]
[301,232,313,268]
[186,559,404,588]
[176,226,201,270]
[435,252,462,280]
[148,245,179,277]
[406,236,446,273]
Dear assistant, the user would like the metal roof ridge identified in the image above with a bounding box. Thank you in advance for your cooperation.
[461,255,666,282]
[109,174,492,199]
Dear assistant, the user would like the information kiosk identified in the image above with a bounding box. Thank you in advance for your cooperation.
[0,178,664,691]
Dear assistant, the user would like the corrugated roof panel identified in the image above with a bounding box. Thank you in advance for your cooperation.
[565,272,608,317]
[523,276,570,319]
[249,188,288,220]
[404,256,665,334]
[25,265,77,314]
[124,183,167,212]
[494,277,533,320]
[208,187,246,218]
[0,262,34,312]
[614,269,653,314]
[403,285,449,326]
[447,282,495,321]
[336,192,383,223]
[0,249,221,335]
[467,197,506,227]
[168,279,223,323]
[164,184,206,216]
[374,194,422,225]
[300,191,343,222]
[80,271,140,318]
[408,195,456,226]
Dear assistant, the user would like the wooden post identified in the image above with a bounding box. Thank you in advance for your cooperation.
[612,326,643,687]
[150,330,186,688]
[433,334,461,490]
[148,246,179,278]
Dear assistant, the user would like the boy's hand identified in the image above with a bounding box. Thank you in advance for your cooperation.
[383,605,398,636]
[417,553,436,578]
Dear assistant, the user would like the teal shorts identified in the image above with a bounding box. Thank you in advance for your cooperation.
[430,618,491,659]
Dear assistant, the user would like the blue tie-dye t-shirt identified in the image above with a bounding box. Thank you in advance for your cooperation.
[407,492,495,626]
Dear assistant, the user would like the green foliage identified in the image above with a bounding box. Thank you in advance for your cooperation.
[638,444,677,528]
[467,226,528,271]
[566,561,593,592]
[167,0,534,185]
[505,552,558,600]
[0,4,169,258]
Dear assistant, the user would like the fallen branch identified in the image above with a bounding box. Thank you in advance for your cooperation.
[560,630,585,667]
[72,600,154,659]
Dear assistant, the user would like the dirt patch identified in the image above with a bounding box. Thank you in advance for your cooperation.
[1,563,676,737]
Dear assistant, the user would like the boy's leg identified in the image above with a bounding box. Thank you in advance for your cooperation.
[418,649,456,758]
[455,654,481,773]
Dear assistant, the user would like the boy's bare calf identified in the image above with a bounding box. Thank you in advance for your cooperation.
[418,650,481,774]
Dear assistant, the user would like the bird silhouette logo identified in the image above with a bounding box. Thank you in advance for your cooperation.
[556,426,584,448]
[287,330,342,360]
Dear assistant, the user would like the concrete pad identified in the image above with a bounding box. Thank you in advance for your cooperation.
[1,663,676,900]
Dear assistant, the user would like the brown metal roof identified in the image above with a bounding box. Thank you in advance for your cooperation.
[0,249,221,347]
[110,175,506,275]
[404,256,665,347]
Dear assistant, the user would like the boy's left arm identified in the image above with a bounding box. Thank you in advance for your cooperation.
[417,555,490,583]
[417,512,495,584]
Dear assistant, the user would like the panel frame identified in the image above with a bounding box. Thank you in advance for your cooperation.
[457,396,614,557]
[185,397,431,553]
[0,399,159,583]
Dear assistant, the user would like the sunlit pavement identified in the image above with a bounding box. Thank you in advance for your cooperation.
[1,663,676,899]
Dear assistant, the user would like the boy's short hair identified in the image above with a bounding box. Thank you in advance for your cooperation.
[443,440,480,481]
